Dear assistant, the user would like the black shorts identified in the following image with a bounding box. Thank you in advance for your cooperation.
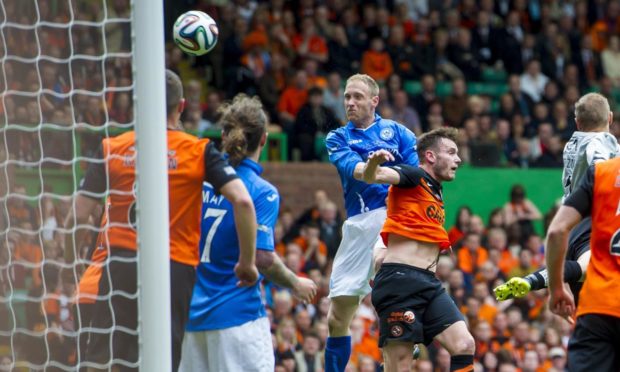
[568,313,620,372]
[84,248,196,372]
[371,263,464,347]
[567,217,591,261]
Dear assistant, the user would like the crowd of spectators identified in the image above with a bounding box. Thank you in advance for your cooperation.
[2,0,620,370]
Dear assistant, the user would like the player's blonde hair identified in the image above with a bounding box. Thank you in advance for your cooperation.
[219,94,268,166]
[574,93,611,131]
[345,74,379,97]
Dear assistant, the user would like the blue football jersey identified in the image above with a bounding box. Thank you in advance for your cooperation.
[186,158,280,331]
[326,114,419,218]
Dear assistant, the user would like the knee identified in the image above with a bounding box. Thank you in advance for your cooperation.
[452,334,475,355]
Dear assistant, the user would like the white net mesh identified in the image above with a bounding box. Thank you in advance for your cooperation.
[0,0,137,369]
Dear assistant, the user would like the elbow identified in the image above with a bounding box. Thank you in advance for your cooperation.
[231,193,255,211]
[256,250,275,271]
[547,224,569,243]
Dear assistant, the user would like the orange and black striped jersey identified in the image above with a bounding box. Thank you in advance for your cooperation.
[381,165,451,251]
[80,130,238,266]
[564,157,620,318]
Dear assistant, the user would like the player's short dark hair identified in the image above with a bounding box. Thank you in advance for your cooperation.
[416,127,459,161]
[166,69,183,117]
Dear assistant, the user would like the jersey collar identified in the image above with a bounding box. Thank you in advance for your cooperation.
[347,113,382,131]
[238,158,263,175]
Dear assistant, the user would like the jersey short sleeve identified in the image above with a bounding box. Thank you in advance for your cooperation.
[326,130,364,178]
[585,138,614,165]
[203,142,239,193]
[254,188,280,252]
[79,144,107,197]
[389,164,424,188]
[397,126,419,166]
[564,165,594,217]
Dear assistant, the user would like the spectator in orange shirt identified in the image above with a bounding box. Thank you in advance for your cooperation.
[360,37,393,84]
[293,222,327,271]
[486,228,517,276]
[473,281,498,325]
[278,70,309,158]
[350,316,382,367]
[457,232,489,289]
[448,206,472,245]
[293,17,328,65]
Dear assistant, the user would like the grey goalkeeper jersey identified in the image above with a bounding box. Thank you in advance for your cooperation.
[562,131,620,199]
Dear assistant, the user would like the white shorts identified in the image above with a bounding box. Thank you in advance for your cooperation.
[178,317,274,372]
[329,207,387,298]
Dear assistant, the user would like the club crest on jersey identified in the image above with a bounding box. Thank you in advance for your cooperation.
[380,128,394,141]
[168,150,178,170]
[390,325,403,337]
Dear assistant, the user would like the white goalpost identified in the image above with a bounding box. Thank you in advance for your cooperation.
[0,0,172,370]
[133,0,171,371]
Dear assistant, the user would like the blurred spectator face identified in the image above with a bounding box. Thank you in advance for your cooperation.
[332,25,347,44]
[516,138,531,157]
[295,310,312,332]
[294,71,308,89]
[301,17,317,38]
[544,81,559,101]
[370,37,384,52]
[609,35,620,52]
[508,75,521,94]
[473,281,491,301]
[544,328,560,347]
[393,90,409,110]
[535,342,548,361]
[281,353,296,372]
[564,85,580,106]
[525,234,542,254]
[482,352,498,370]
[494,312,509,333]
[436,256,454,280]
[477,11,490,28]
[526,60,541,77]
[319,201,337,224]
[350,317,365,344]
[463,119,480,141]
[304,59,319,76]
[285,249,302,273]
[507,11,520,27]
[522,350,539,372]
[550,347,567,369]
[468,96,485,117]
[453,78,466,96]
[466,297,481,316]
[358,356,376,372]
[464,233,481,251]
[479,261,499,282]
[518,249,532,268]
[469,215,485,235]
[552,100,567,120]
[514,322,530,344]
[422,75,436,94]
[487,229,507,250]
[506,307,522,328]
[457,28,472,48]
[475,321,492,342]
[496,119,511,140]
[327,73,342,92]
[309,89,324,107]
[448,269,464,290]
[389,24,405,45]
[387,74,402,93]
[318,296,330,317]
[303,335,321,355]
[274,291,293,318]
[533,104,549,122]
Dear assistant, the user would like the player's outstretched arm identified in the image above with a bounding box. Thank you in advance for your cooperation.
[361,149,400,184]
[256,250,317,303]
[220,179,259,287]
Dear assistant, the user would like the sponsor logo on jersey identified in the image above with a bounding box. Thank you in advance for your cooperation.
[267,193,278,202]
[348,139,363,145]
[426,204,445,224]
[380,128,394,141]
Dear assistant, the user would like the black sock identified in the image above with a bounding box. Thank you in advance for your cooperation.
[524,260,583,291]
[524,269,547,291]
[450,354,473,371]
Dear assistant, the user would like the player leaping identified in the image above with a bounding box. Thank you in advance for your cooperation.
[364,128,475,372]
[324,74,419,372]
[494,93,619,304]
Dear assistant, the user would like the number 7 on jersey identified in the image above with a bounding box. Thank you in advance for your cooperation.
[201,208,227,263]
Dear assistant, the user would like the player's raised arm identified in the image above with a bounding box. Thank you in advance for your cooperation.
[325,130,366,181]
[361,150,400,184]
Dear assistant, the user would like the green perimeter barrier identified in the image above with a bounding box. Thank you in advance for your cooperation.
[14,164,563,236]
[443,166,563,234]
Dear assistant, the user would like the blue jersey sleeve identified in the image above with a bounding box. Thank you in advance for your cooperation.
[326,130,364,178]
[254,187,280,252]
[398,126,419,166]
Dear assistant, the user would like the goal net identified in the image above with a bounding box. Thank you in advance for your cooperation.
[0,0,170,370]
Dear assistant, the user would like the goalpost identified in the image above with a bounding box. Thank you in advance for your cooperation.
[0,0,171,370]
